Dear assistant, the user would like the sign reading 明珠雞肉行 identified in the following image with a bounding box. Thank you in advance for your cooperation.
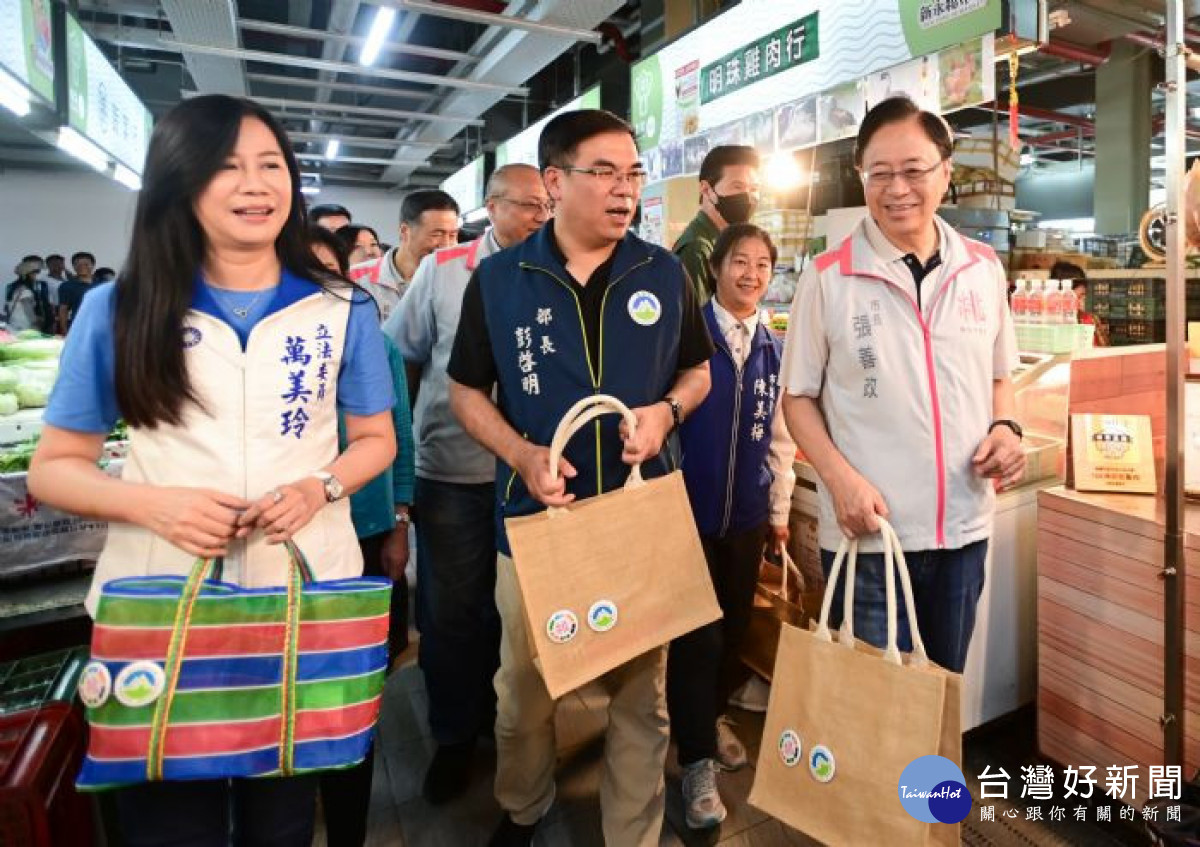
[699,13,819,106]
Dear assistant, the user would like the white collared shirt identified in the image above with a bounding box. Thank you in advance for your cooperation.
[711,297,797,527]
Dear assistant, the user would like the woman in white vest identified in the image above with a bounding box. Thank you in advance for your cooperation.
[28,95,396,845]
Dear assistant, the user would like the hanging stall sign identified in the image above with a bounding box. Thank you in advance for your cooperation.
[0,0,54,105]
[441,156,485,214]
[495,86,602,169]
[65,13,153,174]
[632,0,999,152]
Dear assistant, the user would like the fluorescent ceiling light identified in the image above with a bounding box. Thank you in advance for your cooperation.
[0,69,30,117]
[113,164,142,191]
[464,207,489,224]
[325,138,340,160]
[359,7,397,67]
[57,126,109,172]
[301,185,321,195]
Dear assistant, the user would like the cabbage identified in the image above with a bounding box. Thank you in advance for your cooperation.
[15,329,45,340]
[0,393,16,416]
[0,366,16,393]
[0,338,63,362]
[15,381,49,408]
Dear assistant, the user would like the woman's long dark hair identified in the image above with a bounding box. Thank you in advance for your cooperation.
[115,94,331,428]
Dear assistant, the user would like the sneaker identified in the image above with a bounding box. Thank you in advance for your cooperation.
[487,815,537,847]
[729,675,770,713]
[422,740,475,805]
[715,716,748,771]
[681,758,727,829]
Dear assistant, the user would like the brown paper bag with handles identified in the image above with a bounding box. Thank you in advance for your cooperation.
[742,549,823,680]
[748,519,963,847]
[505,394,722,700]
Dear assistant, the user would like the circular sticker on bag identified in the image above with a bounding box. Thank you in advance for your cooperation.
[78,661,112,709]
[587,600,618,633]
[778,729,803,768]
[546,610,579,644]
[628,291,662,326]
[809,744,836,783]
[113,661,166,708]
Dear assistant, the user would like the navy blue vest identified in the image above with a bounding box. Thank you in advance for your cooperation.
[477,225,685,553]
[679,302,782,537]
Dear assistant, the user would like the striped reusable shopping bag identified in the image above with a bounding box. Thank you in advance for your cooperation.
[75,543,391,789]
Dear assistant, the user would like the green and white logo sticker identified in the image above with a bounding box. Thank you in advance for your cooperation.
[628,291,662,326]
[113,660,166,708]
[587,600,618,633]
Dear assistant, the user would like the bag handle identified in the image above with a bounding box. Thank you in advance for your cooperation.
[547,394,644,487]
[145,540,310,780]
[777,546,804,600]
[813,518,928,667]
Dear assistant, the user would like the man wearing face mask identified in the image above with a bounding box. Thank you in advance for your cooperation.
[673,146,761,304]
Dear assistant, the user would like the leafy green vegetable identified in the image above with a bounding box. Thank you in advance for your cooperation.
[14,330,45,341]
[0,338,64,362]
[0,393,17,416]
[0,366,16,393]
[0,440,36,473]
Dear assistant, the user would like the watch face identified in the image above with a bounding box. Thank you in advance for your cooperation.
[325,476,344,501]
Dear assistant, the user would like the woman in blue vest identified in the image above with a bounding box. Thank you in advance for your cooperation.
[29,95,397,846]
[668,223,796,831]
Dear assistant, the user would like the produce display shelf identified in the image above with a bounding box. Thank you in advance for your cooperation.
[0,410,44,447]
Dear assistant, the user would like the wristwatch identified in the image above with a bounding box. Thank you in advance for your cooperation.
[311,471,345,502]
[988,419,1024,441]
[394,508,411,526]
[662,395,683,430]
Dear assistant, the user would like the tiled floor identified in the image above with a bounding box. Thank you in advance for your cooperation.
[317,660,1153,847]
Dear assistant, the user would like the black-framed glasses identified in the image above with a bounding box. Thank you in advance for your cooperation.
[556,165,649,189]
[860,159,947,189]
[494,197,553,215]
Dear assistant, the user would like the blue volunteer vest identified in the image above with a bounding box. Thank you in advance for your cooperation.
[679,303,782,537]
[476,225,685,553]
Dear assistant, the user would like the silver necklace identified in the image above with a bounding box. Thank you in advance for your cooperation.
[211,286,268,319]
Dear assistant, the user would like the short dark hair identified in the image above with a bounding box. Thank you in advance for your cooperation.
[699,145,760,188]
[94,267,116,281]
[335,224,380,253]
[710,223,778,271]
[22,254,42,263]
[308,203,351,226]
[1050,261,1087,284]
[46,254,64,263]
[307,225,350,276]
[538,108,636,171]
[854,95,953,167]
[400,190,459,225]
[71,251,95,265]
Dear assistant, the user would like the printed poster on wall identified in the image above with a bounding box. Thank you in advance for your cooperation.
[0,0,54,105]
[631,0,1000,152]
[817,81,866,144]
[66,13,153,173]
[939,35,994,112]
[776,96,818,151]
[866,54,939,112]
[1070,414,1157,494]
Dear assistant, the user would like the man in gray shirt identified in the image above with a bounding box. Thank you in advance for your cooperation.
[384,164,551,804]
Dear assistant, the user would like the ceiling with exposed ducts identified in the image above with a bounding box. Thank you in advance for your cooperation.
[4,0,1200,197]
[0,0,643,191]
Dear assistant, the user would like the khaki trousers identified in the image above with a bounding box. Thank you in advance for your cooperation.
[493,553,669,846]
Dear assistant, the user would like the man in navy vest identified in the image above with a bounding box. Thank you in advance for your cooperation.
[448,109,714,847]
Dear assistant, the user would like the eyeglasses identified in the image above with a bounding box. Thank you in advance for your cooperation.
[556,165,649,189]
[494,197,553,215]
[860,159,947,189]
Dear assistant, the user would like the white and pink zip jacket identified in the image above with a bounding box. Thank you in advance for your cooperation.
[782,214,1019,555]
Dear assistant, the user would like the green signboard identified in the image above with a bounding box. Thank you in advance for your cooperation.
[0,0,54,104]
[631,0,999,152]
[700,13,819,105]
[65,14,153,174]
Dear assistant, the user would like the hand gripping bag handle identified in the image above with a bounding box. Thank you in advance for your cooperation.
[547,393,645,488]
[812,517,928,667]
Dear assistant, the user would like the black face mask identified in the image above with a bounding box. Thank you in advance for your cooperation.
[713,191,755,225]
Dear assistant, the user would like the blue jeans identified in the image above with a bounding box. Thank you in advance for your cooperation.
[819,539,988,673]
[414,477,501,745]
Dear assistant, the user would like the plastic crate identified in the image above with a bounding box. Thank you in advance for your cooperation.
[0,649,88,717]
[1127,298,1167,320]
[0,702,92,847]
[1015,323,1095,354]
